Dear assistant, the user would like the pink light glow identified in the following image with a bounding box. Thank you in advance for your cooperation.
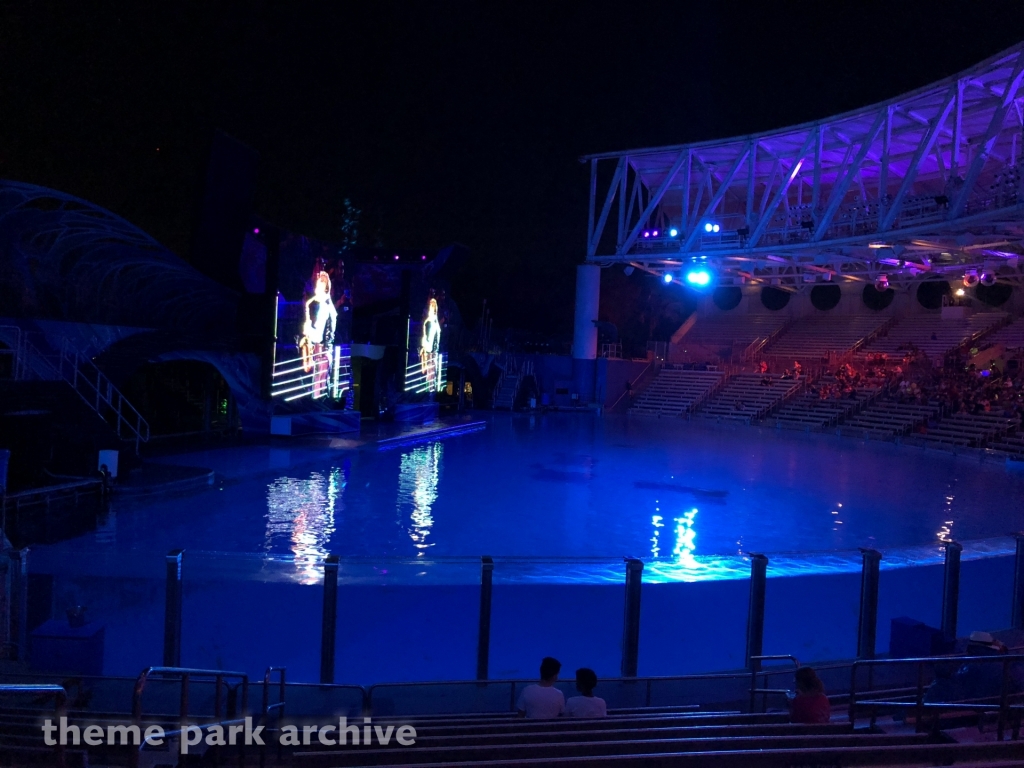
[253,227,260,234]
[394,254,400,260]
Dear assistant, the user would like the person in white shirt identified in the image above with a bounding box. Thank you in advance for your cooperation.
[516,657,564,718]
[564,667,607,718]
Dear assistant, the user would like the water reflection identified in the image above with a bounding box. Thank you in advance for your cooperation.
[673,508,699,569]
[266,468,343,583]
[398,443,443,555]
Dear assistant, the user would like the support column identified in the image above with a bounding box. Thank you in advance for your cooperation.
[572,265,600,360]
[476,556,494,680]
[621,558,643,677]
[857,549,882,660]
[320,555,339,684]
[941,541,963,642]
[1012,534,1024,630]
[163,549,183,667]
[745,554,768,671]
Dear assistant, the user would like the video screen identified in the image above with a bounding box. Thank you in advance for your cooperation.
[404,294,447,393]
[271,260,353,404]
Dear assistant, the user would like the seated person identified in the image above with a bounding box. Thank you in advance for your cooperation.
[790,666,830,724]
[516,657,564,718]
[564,667,607,718]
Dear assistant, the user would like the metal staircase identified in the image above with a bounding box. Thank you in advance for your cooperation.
[0,328,150,452]
[492,356,533,410]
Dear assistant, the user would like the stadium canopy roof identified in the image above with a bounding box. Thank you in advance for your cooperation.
[582,43,1024,289]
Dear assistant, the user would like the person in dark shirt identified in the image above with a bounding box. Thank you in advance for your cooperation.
[790,667,830,724]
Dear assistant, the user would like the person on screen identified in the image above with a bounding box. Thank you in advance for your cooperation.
[516,657,564,718]
[564,668,607,718]
[419,298,442,392]
[304,271,338,399]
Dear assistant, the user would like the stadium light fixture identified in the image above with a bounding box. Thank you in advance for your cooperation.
[669,228,678,237]
[955,288,966,297]
[980,271,996,286]
[963,269,979,287]
[652,230,659,237]
[874,275,889,291]
[663,273,673,284]
[685,268,712,287]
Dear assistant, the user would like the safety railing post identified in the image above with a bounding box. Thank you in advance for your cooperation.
[621,558,644,678]
[320,555,339,684]
[1013,533,1024,630]
[941,540,963,642]
[476,556,494,680]
[745,554,768,671]
[163,550,183,667]
[857,548,882,660]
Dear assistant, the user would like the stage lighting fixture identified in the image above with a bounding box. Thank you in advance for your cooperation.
[394,254,400,260]
[981,271,996,286]
[652,230,659,237]
[874,275,889,291]
[623,266,635,276]
[643,231,651,238]
[963,269,979,287]
[685,268,712,287]
[669,228,679,237]
[955,288,966,297]
[663,273,673,284]
[253,227,260,234]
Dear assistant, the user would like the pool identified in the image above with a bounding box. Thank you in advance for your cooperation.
[38,413,1024,583]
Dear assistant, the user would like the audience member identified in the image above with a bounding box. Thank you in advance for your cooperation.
[564,667,607,718]
[516,657,565,718]
[790,667,830,724]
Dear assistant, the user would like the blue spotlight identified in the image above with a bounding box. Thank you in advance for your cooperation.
[669,228,678,237]
[712,224,720,233]
[704,222,713,233]
[663,273,673,284]
[685,268,712,287]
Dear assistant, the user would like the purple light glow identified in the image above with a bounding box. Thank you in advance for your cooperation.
[421,255,427,260]
[653,230,659,237]
[253,228,260,234]
[643,231,650,238]
[394,254,400,261]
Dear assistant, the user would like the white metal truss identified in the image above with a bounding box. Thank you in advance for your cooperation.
[583,44,1024,290]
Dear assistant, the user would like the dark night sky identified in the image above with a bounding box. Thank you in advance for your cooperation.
[3,1,1024,333]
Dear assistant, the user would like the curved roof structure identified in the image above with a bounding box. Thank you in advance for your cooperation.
[0,181,236,330]
[583,43,1024,288]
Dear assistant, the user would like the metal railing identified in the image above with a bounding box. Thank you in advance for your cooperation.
[59,339,150,452]
[749,655,800,714]
[849,654,1024,741]
[130,666,249,768]
[260,667,286,768]
[0,326,23,381]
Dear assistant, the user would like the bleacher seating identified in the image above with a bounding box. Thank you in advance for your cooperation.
[916,413,1020,448]
[696,374,802,423]
[680,314,788,356]
[858,312,1007,362]
[838,401,938,438]
[767,377,879,431]
[628,370,724,417]
[762,315,887,361]
[985,319,1024,351]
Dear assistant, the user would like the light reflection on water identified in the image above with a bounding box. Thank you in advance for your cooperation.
[398,443,443,556]
[265,468,344,583]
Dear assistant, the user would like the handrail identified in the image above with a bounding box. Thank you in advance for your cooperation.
[0,684,67,768]
[59,339,150,452]
[613,360,655,413]
[130,667,249,768]
[849,654,1024,740]
[260,667,286,768]
[749,655,800,714]
[0,326,23,381]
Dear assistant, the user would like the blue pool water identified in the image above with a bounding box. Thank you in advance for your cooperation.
[41,413,1024,583]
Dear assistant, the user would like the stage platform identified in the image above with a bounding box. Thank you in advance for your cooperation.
[269,409,361,436]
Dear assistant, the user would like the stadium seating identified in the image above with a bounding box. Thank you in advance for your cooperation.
[628,370,724,417]
[838,401,938,439]
[762,315,888,361]
[915,413,1020,448]
[696,374,802,423]
[766,377,880,431]
[679,314,788,359]
[857,312,1007,362]
[984,319,1024,352]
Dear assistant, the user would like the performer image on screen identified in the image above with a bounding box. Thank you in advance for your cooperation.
[420,298,442,392]
[303,271,338,399]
